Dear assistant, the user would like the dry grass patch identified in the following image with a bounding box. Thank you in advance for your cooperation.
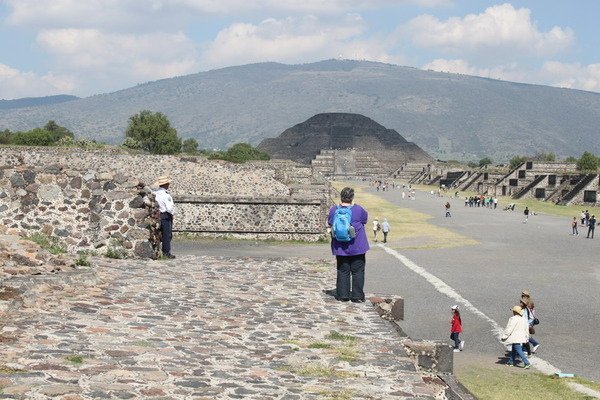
[456,365,599,400]
[331,182,478,249]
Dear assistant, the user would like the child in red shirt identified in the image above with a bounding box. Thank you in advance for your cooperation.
[450,305,464,352]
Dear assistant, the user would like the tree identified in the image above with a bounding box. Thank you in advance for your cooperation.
[478,157,492,167]
[576,152,599,172]
[11,128,55,146]
[565,156,578,162]
[0,129,12,144]
[509,156,527,170]
[124,110,181,154]
[44,120,74,142]
[209,143,270,163]
[182,138,199,154]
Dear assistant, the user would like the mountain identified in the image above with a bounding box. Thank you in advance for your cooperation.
[0,95,79,110]
[0,60,599,161]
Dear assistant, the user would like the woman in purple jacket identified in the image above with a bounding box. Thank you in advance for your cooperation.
[328,187,370,302]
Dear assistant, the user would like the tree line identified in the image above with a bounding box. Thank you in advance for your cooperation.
[466,152,599,172]
[0,110,270,164]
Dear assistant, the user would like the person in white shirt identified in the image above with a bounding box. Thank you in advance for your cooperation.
[154,176,176,258]
[501,305,531,368]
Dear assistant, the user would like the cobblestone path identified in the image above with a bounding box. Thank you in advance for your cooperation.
[0,256,441,399]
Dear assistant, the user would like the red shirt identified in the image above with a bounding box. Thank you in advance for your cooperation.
[451,314,462,333]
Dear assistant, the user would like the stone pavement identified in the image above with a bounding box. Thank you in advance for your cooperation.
[0,255,446,399]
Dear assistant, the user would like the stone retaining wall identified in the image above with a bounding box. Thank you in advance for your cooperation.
[0,164,157,257]
[0,147,330,255]
[174,196,326,241]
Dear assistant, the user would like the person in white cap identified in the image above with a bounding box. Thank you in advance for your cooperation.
[154,176,176,258]
[450,305,464,352]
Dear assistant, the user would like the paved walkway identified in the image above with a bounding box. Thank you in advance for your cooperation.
[0,255,444,399]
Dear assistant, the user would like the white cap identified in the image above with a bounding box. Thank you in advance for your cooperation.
[451,305,459,310]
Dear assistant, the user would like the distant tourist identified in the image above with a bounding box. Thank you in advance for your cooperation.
[372,218,381,242]
[381,218,390,243]
[450,305,464,353]
[523,207,529,223]
[572,217,579,236]
[585,210,591,227]
[493,197,498,209]
[587,215,596,239]
[501,305,531,369]
[445,201,451,217]
[154,176,176,259]
[328,187,370,303]
[581,210,586,226]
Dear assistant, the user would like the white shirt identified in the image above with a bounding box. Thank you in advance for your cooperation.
[155,187,176,215]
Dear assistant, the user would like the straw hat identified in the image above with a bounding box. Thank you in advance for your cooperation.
[521,289,531,297]
[154,176,171,187]
[511,305,523,316]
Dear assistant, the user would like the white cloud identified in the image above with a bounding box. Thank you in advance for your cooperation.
[36,29,199,84]
[407,3,574,56]
[201,14,400,68]
[541,61,600,92]
[422,58,523,81]
[0,63,75,99]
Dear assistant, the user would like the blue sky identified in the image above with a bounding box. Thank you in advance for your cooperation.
[1,0,599,99]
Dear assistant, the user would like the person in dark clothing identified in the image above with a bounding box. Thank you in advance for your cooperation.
[587,215,596,238]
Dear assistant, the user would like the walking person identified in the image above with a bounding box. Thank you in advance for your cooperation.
[572,217,579,235]
[381,218,390,243]
[328,187,370,303]
[501,306,531,369]
[520,291,540,355]
[154,176,176,259]
[450,305,465,352]
[372,217,380,242]
[587,214,596,238]
[523,207,529,223]
[445,201,451,217]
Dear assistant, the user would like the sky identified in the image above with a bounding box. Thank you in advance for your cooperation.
[1,0,599,99]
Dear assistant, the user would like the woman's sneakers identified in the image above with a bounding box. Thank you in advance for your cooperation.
[524,364,531,369]
[453,349,461,352]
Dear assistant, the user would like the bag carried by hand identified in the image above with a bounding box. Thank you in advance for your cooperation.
[533,317,540,325]
[529,326,535,334]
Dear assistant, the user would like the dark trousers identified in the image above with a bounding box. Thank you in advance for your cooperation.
[588,226,595,238]
[160,212,173,255]
[450,332,460,349]
[336,254,365,301]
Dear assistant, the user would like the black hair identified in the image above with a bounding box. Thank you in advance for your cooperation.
[340,187,354,203]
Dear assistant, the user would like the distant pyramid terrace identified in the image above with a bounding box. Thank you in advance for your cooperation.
[258,113,433,177]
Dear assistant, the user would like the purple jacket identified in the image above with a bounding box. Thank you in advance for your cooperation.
[328,204,370,256]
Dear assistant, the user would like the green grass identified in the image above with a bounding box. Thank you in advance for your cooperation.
[0,365,27,374]
[311,388,354,400]
[331,182,478,249]
[105,246,128,259]
[65,355,84,365]
[75,253,91,266]
[325,331,357,342]
[334,345,358,362]
[25,232,66,255]
[457,365,599,400]
[308,342,333,349]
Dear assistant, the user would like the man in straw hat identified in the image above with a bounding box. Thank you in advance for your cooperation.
[154,176,176,259]
[501,305,531,369]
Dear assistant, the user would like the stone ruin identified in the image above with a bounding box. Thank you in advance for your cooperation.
[0,147,332,258]
[258,113,433,177]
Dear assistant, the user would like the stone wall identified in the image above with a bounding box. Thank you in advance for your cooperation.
[0,164,157,258]
[0,147,330,256]
[174,196,326,241]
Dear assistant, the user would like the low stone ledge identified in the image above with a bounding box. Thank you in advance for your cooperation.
[369,296,404,321]
[173,195,322,205]
[402,339,454,375]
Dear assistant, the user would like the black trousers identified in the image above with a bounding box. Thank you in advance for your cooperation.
[336,254,366,301]
[160,212,173,255]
